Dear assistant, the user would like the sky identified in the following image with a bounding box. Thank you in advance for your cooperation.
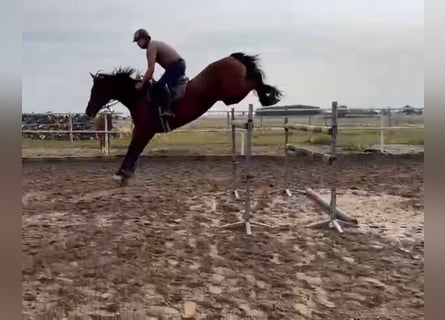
[23,0,424,114]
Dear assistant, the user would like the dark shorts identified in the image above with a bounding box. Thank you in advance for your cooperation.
[157,58,186,88]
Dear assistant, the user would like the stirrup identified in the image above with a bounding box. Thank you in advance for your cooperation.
[160,104,175,117]
[161,111,175,117]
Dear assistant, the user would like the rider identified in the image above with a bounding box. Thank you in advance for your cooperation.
[133,28,186,117]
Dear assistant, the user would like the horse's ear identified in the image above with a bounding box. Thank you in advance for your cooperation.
[89,72,95,79]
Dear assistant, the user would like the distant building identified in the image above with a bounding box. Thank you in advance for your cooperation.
[255,104,322,117]
[401,105,423,115]
[255,104,424,118]
[255,104,354,117]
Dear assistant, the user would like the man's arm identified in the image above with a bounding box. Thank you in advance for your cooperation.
[140,47,157,85]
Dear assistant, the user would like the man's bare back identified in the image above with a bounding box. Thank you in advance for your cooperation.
[147,40,182,69]
[133,29,186,116]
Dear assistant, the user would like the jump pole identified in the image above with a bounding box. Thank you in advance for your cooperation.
[230,107,241,199]
[283,108,292,196]
[104,112,109,155]
[230,105,255,199]
[221,104,272,235]
[284,101,358,233]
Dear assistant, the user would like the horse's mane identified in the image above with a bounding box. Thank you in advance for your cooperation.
[95,66,142,81]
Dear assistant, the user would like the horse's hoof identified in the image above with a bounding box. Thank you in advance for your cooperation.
[113,172,132,187]
[112,173,123,182]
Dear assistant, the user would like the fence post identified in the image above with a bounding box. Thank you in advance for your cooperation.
[387,107,392,144]
[227,111,231,145]
[330,101,338,225]
[68,112,73,144]
[108,113,112,153]
[240,131,245,156]
[380,110,385,152]
[104,114,109,155]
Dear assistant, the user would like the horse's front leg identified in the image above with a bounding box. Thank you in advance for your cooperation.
[112,129,154,186]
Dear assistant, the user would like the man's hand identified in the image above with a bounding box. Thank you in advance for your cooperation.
[135,82,144,90]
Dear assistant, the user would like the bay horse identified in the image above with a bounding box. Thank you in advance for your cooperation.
[93,112,113,153]
[85,52,282,185]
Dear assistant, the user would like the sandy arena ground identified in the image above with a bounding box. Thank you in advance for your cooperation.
[22,154,424,319]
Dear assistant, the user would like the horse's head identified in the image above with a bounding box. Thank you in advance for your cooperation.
[86,67,141,118]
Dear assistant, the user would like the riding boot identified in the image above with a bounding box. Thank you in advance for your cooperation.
[160,84,175,117]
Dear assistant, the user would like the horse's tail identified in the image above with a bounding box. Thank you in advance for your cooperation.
[230,52,282,106]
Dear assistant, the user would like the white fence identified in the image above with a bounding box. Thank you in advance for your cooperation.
[22,108,424,155]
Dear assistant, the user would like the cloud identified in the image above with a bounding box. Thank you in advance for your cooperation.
[22,0,424,113]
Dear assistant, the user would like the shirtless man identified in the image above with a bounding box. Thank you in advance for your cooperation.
[133,28,186,117]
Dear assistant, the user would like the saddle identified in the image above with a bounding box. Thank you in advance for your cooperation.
[146,76,189,108]
[145,76,189,132]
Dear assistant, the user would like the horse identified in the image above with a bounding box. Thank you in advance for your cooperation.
[85,52,282,185]
[93,112,113,153]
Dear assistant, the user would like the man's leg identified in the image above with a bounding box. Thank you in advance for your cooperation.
[158,59,186,117]
[159,83,174,117]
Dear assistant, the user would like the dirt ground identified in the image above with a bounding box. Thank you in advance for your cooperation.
[22,154,424,320]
